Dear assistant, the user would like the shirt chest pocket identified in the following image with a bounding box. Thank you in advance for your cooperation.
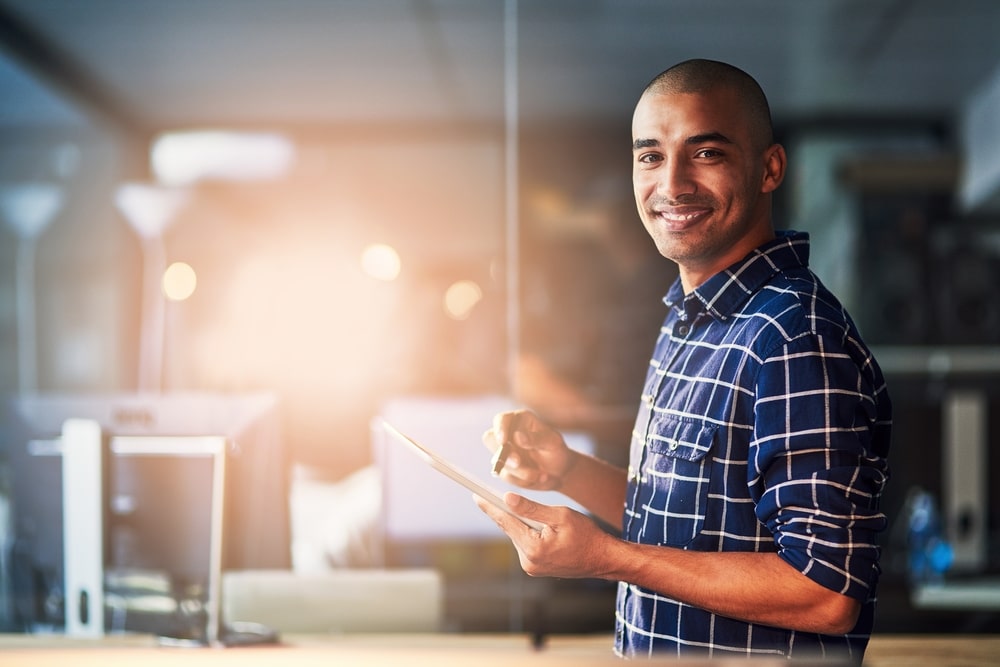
[638,416,718,547]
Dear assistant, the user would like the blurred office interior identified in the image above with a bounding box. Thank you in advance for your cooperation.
[0,0,1000,641]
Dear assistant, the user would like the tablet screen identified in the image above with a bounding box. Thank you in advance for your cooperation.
[381,420,545,532]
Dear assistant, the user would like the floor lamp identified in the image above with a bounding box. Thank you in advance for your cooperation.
[114,182,190,393]
[0,182,64,394]
[0,182,62,629]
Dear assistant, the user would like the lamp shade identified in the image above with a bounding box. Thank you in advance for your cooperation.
[115,182,190,240]
[0,182,64,239]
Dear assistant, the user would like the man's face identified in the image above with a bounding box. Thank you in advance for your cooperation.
[631,87,782,290]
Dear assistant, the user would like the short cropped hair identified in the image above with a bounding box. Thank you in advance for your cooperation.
[644,59,775,150]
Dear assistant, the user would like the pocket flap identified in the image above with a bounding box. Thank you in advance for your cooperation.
[646,416,716,462]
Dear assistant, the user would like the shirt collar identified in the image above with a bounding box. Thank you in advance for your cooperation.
[664,230,811,321]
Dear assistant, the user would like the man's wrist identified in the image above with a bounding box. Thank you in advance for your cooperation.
[556,446,581,492]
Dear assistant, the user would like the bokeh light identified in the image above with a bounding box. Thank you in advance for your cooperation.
[360,243,402,281]
[443,280,482,320]
[162,261,197,301]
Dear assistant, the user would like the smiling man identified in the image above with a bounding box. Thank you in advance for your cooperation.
[477,59,892,661]
[631,65,784,292]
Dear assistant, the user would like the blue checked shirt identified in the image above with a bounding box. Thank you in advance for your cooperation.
[614,231,891,661]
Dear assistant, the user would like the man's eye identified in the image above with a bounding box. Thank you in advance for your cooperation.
[637,153,662,164]
[696,148,722,158]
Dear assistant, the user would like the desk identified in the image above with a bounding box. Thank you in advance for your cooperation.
[0,634,631,666]
[864,634,1000,665]
[1,633,998,665]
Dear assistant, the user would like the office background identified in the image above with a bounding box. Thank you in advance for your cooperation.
[1,0,999,639]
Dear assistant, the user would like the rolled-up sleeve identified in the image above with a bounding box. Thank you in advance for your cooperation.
[751,332,890,600]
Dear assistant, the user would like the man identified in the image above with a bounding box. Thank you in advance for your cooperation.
[477,59,891,661]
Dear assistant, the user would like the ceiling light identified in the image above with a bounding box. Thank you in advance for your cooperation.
[151,130,295,186]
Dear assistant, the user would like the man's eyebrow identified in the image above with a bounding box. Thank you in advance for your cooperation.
[687,132,733,145]
[632,132,734,152]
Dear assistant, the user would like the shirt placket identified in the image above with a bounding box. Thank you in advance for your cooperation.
[623,303,697,539]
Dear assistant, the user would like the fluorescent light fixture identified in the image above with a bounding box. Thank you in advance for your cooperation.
[151,130,295,186]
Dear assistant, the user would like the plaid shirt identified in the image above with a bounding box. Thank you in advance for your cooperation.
[614,231,892,661]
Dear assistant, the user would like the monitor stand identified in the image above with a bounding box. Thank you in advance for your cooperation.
[61,419,104,637]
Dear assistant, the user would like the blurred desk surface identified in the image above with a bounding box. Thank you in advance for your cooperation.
[862,634,1000,665]
[911,577,1000,611]
[1,632,998,665]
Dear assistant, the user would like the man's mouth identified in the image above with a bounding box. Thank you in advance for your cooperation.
[652,205,712,228]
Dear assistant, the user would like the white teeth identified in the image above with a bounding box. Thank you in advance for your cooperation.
[660,211,702,222]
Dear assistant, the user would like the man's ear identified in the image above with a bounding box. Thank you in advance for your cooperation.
[760,143,786,194]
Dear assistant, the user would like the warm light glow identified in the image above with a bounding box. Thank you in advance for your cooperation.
[189,239,403,395]
[151,130,295,186]
[443,280,482,320]
[360,243,402,281]
[162,261,197,301]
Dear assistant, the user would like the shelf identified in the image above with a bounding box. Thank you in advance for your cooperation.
[871,346,1000,376]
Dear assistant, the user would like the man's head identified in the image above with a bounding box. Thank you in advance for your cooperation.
[631,59,786,291]
[644,59,775,152]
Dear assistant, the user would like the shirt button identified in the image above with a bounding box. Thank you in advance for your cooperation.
[675,323,690,337]
[667,439,679,450]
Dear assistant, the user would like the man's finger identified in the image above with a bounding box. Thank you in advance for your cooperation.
[474,494,519,533]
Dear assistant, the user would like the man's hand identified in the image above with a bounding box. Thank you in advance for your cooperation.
[482,409,577,491]
[474,492,614,579]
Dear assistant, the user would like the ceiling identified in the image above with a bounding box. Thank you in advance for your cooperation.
[2,0,1000,137]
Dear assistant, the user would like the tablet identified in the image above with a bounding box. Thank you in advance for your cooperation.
[380,420,545,532]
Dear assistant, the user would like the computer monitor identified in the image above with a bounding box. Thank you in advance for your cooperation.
[1,392,289,639]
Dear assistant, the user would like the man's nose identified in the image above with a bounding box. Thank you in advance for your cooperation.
[656,157,696,200]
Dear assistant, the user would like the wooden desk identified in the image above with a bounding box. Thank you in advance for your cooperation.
[864,634,1000,666]
[1,632,998,665]
[2,634,642,666]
